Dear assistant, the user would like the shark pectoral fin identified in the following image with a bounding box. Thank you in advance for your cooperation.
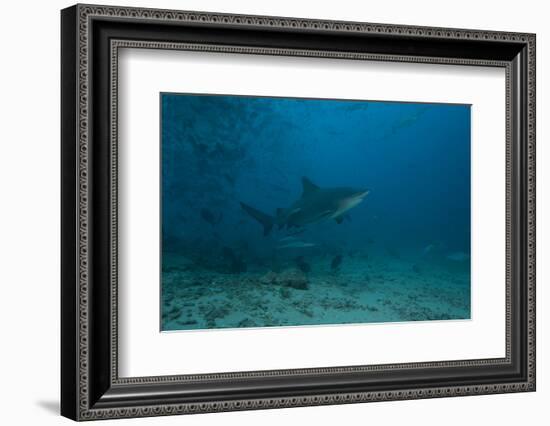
[335,216,344,224]
[312,210,334,223]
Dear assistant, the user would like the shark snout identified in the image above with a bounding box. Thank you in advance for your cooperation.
[353,189,369,199]
[338,189,369,213]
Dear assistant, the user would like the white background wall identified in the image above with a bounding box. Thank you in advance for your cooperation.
[0,0,546,424]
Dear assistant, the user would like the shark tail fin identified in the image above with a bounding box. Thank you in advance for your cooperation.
[240,202,274,236]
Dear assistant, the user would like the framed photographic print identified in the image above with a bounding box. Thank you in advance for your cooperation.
[61,4,536,421]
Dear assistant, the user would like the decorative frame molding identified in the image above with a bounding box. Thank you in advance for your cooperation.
[61,4,535,421]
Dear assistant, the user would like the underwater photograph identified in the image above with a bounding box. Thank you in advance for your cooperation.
[161,93,471,331]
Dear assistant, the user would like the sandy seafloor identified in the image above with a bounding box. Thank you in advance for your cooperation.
[161,251,470,331]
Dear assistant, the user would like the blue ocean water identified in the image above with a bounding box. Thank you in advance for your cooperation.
[161,93,471,331]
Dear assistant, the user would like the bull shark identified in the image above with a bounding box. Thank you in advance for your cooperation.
[240,177,369,236]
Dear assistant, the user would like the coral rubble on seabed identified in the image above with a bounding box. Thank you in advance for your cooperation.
[161,251,470,331]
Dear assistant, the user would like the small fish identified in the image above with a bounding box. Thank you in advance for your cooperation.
[223,173,236,185]
[221,246,247,273]
[268,182,291,194]
[285,228,306,237]
[422,244,435,255]
[200,208,222,226]
[386,247,401,259]
[294,256,311,273]
[422,242,446,256]
[446,252,470,262]
[221,246,236,261]
[331,254,343,270]
[278,235,299,243]
[276,241,316,249]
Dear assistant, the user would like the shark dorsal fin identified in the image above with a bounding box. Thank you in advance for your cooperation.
[301,177,320,197]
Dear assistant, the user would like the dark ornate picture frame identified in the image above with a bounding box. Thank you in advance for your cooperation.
[61,4,536,421]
